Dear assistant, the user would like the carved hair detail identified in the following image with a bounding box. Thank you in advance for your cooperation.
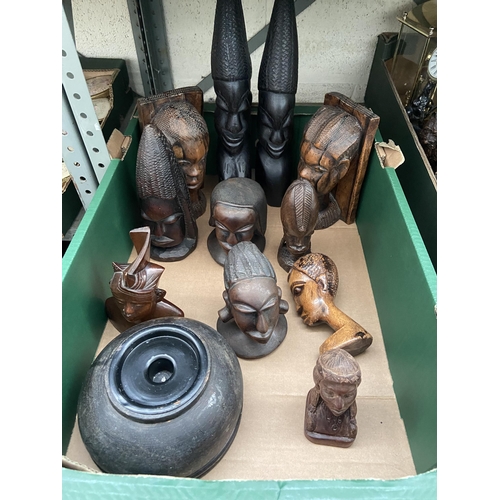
[313,349,361,387]
[281,179,319,234]
[258,0,298,94]
[224,241,275,290]
[211,0,252,82]
[151,101,209,152]
[289,252,339,297]
[303,105,363,162]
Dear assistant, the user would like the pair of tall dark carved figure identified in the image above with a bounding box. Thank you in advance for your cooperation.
[211,0,298,207]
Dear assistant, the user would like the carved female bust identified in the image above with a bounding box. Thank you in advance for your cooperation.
[105,227,184,333]
[211,0,252,180]
[304,348,361,447]
[136,123,198,262]
[217,241,289,359]
[151,101,209,219]
[208,177,267,266]
[287,253,373,356]
[278,179,319,272]
[298,104,363,229]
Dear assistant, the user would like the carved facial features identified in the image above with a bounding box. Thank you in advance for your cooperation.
[140,197,184,248]
[213,203,257,253]
[112,293,156,324]
[258,92,294,159]
[288,268,327,326]
[298,139,350,196]
[214,80,251,154]
[227,277,281,343]
[173,138,207,192]
[320,379,357,416]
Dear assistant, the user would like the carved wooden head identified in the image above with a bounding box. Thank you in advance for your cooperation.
[280,179,319,258]
[209,178,267,254]
[287,252,339,326]
[219,241,288,343]
[312,349,361,416]
[298,105,363,195]
[151,101,209,193]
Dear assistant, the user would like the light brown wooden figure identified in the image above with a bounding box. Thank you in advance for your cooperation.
[287,252,372,356]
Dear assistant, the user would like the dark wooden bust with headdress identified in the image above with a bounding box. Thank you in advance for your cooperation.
[304,349,362,447]
[105,226,184,333]
[287,252,373,356]
[298,93,380,228]
[211,0,252,180]
[217,241,289,359]
[136,123,198,262]
[255,0,298,207]
[278,178,319,272]
[208,177,267,266]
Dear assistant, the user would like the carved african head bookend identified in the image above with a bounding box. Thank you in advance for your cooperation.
[298,103,362,229]
[208,177,267,266]
[217,241,289,359]
[151,101,210,219]
[255,0,298,207]
[211,0,252,180]
[136,123,198,262]
[278,179,319,272]
[304,348,361,447]
[287,253,373,356]
[105,227,184,333]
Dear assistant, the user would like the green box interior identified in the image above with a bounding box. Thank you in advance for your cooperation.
[62,105,437,498]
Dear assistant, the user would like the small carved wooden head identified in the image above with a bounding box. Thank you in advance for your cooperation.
[218,241,288,344]
[209,177,267,257]
[312,349,361,416]
[280,179,319,258]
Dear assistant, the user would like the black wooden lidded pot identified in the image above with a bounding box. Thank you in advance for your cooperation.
[77,317,244,477]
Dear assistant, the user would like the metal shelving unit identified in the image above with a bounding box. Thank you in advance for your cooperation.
[62,4,111,210]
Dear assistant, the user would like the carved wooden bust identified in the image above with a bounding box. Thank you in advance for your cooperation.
[255,0,298,207]
[208,177,267,266]
[136,123,198,262]
[287,253,373,356]
[105,227,184,333]
[217,241,289,359]
[211,0,252,180]
[298,104,362,229]
[304,349,361,447]
[150,101,209,219]
[278,179,319,272]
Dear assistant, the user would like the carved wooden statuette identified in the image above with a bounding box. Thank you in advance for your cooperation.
[208,177,267,266]
[105,227,184,333]
[217,241,289,359]
[151,101,209,219]
[298,93,380,228]
[287,253,373,356]
[304,349,361,448]
[136,123,198,262]
[255,0,298,207]
[278,179,319,272]
[211,0,252,180]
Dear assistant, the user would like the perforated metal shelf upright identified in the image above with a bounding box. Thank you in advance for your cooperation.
[61,4,111,210]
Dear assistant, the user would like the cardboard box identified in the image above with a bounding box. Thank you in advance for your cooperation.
[62,106,437,498]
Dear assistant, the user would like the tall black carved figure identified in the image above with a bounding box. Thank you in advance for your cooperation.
[211,0,252,180]
[136,124,198,262]
[256,0,298,207]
